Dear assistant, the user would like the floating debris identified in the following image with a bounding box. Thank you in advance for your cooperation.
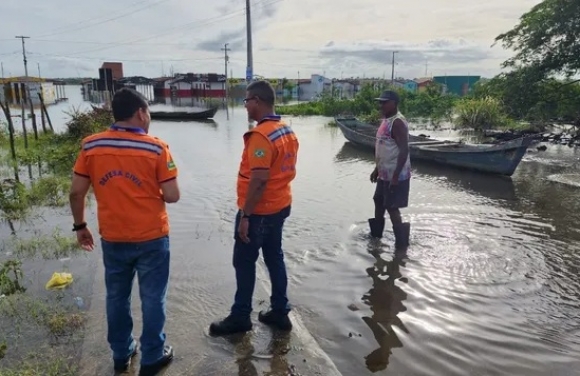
[347,303,360,311]
[45,272,73,290]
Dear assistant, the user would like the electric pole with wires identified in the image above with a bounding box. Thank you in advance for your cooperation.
[15,36,30,105]
[245,0,253,84]
[221,43,230,100]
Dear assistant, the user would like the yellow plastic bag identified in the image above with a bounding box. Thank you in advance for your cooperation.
[45,272,73,290]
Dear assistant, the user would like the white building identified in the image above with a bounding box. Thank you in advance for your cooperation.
[296,74,332,100]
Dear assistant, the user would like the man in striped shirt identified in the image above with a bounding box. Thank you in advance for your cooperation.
[69,88,179,376]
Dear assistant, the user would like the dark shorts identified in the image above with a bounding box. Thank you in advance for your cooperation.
[373,178,410,209]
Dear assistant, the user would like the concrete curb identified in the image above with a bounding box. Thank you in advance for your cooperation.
[255,263,342,375]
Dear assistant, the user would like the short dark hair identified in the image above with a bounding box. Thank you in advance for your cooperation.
[247,80,275,106]
[111,87,149,122]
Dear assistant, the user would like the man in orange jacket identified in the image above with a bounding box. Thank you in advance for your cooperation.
[68,88,178,375]
[210,80,299,336]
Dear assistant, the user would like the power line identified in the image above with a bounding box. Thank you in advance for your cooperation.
[35,0,175,38]
[229,58,324,70]
[0,50,20,57]
[30,0,149,38]
[8,38,201,46]
[28,51,222,63]
[61,0,282,57]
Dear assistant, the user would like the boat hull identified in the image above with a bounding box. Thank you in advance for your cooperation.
[150,107,218,121]
[335,117,532,176]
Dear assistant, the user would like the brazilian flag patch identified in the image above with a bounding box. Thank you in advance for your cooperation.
[167,160,176,170]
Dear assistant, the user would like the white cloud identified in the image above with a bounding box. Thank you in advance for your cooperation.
[0,0,541,79]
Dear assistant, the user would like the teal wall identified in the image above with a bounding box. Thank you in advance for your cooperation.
[433,75,481,96]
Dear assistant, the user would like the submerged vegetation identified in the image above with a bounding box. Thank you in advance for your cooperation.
[277,76,580,132]
[0,105,111,374]
[277,82,459,126]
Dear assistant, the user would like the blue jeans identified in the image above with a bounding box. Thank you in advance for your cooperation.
[101,236,170,366]
[231,206,292,317]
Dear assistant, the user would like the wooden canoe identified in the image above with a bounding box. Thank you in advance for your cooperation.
[150,107,218,121]
[335,117,533,176]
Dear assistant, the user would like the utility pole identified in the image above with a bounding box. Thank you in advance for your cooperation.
[297,71,300,101]
[15,36,30,105]
[15,36,30,78]
[1,62,4,79]
[37,62,41,78]
[391,51,398,83]
[221,43,230,100]
[245,0,253,84]
[425,61,429,76]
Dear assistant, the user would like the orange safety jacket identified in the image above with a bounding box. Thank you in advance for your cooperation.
[237,115,299,215]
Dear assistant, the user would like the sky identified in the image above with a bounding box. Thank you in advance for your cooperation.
[0,0,542,80]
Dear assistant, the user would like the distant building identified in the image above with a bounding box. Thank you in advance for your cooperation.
[414,77,433,92]
[101,62,124,81]
[296,74,332,100]
[332,79,360,98]
[388,79,416,93]
[0,76,65,105]
[433,75,480,96]
[153,73,226,99]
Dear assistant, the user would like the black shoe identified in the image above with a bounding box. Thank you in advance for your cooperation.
[368,218,385,238]
[393,222,410,249]
[113,344,138,373]
[209,315,252,336]
[258,309,292,331]
[138,345,174,376]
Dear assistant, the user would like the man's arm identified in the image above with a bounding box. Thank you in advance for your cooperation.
[391,118,409,180]
[156,143,180,203]
[69,149,91,224]
[242,134,273,215]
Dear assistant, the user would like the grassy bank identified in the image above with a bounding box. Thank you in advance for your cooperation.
[276,79,579,133]
[0,105,111,375]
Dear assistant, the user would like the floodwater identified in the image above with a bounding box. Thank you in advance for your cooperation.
[5,87,580,375]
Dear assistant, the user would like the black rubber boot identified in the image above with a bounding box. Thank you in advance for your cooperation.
[368,218,385,238]
[393,222,410,249]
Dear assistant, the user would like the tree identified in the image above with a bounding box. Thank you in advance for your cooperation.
[470,67,580,122]
[495,0,580,77]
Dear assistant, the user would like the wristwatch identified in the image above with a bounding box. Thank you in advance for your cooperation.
[241,210,251,219]
[72,222,87,232]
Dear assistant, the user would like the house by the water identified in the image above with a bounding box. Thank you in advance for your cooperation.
[0,76,66,106]
[153,73,226,99]
[433,75,480,96]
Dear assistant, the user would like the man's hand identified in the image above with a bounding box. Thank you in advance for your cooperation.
[390,174,399,186]
[238,218,250,243]
[76,227,94,251]
[370,168,378,183]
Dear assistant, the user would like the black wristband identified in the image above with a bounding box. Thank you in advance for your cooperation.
[72,222,87,232]
[241,211,250,218]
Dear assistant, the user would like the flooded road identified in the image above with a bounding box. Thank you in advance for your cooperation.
[145,104,580,375]
[15,88,580,375]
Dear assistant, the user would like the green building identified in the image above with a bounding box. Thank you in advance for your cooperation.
[433,75,481,96]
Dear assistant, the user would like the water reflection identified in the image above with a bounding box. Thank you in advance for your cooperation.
[223,331,292,375]
[362,243,409,373]
[153,118,218,127]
